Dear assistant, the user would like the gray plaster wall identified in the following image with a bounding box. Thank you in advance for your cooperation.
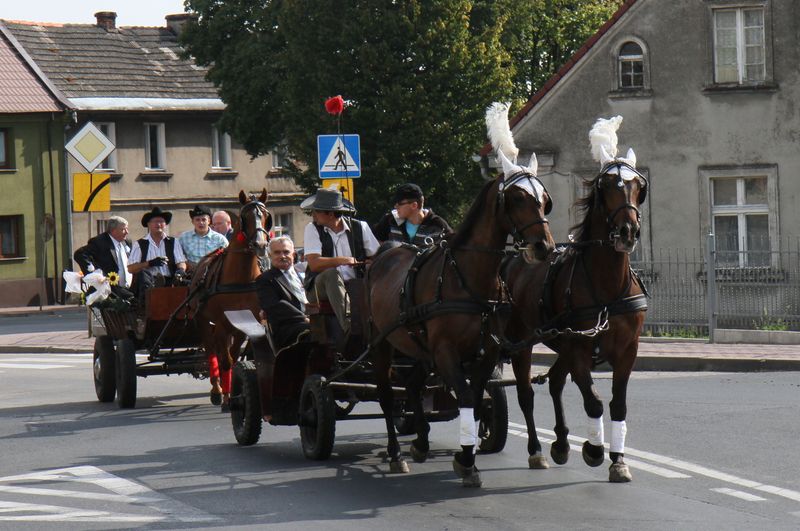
[511,0,800,254]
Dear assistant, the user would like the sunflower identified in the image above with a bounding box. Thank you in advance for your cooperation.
[107,271,120,286]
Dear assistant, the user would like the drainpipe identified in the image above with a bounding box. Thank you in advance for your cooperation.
[47,113,60,303]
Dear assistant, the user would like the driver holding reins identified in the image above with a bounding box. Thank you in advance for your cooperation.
[301,187,380,340]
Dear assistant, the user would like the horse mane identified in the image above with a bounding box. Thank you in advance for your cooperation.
[569,178,599,243]
[450,178,497,248]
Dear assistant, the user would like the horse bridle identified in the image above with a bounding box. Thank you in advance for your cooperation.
[596,161,648,241]
[498,170,551,247]
[239,197,271,252]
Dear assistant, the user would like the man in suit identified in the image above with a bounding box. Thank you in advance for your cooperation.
[74,216,133,290]
[212,210,234,242]
[255,236,310,350]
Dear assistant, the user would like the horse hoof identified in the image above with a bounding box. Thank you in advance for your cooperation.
[609,462,632,483]
[550,442,570,465]
[528,453,550,469]
[390,459,410,474]
[581,441,605,467]
[410,442,428,463]
[461,468,482,488]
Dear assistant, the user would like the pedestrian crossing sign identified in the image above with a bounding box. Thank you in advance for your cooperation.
[318,134,361,178]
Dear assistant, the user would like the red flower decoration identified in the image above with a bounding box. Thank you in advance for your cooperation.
[236,232,247,243]
[325,95,345,115]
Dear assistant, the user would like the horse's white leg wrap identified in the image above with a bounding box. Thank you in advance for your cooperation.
[587,415,604,447]
[459,408,477,446]
[610,420,627,454]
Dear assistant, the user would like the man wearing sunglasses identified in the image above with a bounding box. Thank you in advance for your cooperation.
[373,183,452,247]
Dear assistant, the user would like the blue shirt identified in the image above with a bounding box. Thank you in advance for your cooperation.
[178,229,228,264]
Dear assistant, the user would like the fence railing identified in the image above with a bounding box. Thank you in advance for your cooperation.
[631,235,800,338]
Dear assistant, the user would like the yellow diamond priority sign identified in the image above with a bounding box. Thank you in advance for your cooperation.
[65,122,115,172]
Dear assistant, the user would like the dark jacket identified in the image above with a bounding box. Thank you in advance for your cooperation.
[256,267,309,349]
[372,208,452,247]
[74,232,128,275]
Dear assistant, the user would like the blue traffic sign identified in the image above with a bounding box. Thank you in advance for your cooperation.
[318,134,361,178]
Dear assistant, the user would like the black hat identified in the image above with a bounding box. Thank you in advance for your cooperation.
[189,205,212,219]
[141,206,173,227]
[392,183,423,205]
[300,188,356,213]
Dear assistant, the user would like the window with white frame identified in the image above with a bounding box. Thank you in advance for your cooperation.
[0,215,23,258]
[143,122,166,170]
[273,213,292,240]
[711,176,770,267]
[713,7,765,84]
[95,122,117,171]
[0,128,12,169]
[618,41,644,89]
[211,126,232,169]
[271,143,288,169]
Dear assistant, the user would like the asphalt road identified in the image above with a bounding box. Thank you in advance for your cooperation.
[1,352,799,530]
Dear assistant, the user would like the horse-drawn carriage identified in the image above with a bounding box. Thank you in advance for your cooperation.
[223,278,510,461]
[90,286,206,408]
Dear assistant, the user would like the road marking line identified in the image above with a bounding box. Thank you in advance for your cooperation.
[0,485,160,503]
[0,363,71,369]
[509,421,800,503]
[1,356,90,362]
[506,422,688,478]
[0,501,162,523]
[0,466,219,523]
[711,488,767,502]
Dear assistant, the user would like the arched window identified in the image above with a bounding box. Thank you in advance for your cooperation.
[618,41,644,89]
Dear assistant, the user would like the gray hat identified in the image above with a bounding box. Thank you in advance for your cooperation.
[300,188,355,213]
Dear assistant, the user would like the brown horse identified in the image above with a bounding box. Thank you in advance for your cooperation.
[504,118,648,482]
[367,156,555,486]
[189,189,271,404]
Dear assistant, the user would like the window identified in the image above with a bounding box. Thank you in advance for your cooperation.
[0,128,12,169]
[211,126,232,169]
[95,122,117,171]
[272,143,288,169]
[713,7,765,84]
[711,176,770,267]
[273,213,292,240]
[618,42,644,89]
[0,215,23,258]
[143,123,166,170]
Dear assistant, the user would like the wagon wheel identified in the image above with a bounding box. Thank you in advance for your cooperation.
[114,338,137,409]
[93,336,116,402]
[230,360,262,446]
[478,367,508,454]
[298,375,336,460]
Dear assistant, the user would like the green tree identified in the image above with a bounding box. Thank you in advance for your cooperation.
[182,0,621,224]
[501,0,624,102]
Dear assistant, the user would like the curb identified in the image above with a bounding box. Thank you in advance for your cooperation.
[530,352,800,373]
[0,306,84,318]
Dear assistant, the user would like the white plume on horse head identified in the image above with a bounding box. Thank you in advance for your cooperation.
[589,115,623,166]
[486,102,519,165]
[484,101,545,201]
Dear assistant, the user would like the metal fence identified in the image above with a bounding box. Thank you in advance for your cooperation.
[631,236,800,337]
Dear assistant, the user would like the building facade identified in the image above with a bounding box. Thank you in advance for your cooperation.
[0,25,71,306]
[503,0,799,267]
[1,12,307,306]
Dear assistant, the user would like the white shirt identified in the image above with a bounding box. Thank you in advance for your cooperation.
[112,238,131,287]
[282,267,308,307]
[303,218,380,281]
[129,233,187,277]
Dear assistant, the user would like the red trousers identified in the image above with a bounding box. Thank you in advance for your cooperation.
[208,353,231,393]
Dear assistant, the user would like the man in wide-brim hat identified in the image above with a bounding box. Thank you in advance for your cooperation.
[128,206,187,295]
[302,187,379,340]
